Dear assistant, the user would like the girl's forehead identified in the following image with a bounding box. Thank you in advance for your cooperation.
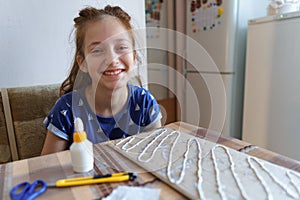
[84,18,131,45]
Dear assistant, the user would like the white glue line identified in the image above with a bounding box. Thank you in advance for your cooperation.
[138,130,176,163]
[212,145,249,200]
[248,157,298,199]
[287,170,300,198]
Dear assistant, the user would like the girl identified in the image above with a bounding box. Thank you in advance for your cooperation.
[41,5,162,155]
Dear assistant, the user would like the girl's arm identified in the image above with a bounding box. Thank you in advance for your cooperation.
[41,131,68,155]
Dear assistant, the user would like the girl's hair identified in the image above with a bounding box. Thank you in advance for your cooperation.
[59,5,136,96]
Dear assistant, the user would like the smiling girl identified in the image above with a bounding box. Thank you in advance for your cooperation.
[41,5,162,155]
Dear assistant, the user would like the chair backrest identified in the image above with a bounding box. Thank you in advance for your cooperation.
[3,84,60,160]
[0,91,12,164]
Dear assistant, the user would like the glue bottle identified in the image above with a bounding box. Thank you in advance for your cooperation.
[70,117,94,173]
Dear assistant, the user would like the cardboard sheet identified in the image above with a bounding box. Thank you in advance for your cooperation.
[109,127,300,200]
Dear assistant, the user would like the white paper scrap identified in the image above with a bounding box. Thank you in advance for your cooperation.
[102,186,161,200]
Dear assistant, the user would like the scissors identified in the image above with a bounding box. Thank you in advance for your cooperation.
[10,180,47,200]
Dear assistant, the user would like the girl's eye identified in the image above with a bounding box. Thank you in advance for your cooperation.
[118,45,129,51]
[91,48,105,54]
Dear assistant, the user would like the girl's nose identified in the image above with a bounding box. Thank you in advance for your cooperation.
[105,48,119,66]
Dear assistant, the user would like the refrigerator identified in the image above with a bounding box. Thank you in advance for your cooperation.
[183,0,269,138]
[242,12,300,161]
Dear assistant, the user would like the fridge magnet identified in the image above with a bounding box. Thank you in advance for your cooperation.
[189,0,224,33]
[145,0,164,39]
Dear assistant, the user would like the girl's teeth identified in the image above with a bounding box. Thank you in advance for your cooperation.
[104,69,122,75]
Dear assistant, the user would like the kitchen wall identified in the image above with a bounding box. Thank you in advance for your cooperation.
[0,0,146,88]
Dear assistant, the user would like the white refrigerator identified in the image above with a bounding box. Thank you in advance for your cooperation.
[242,12,300,161]
[183,0,269,138]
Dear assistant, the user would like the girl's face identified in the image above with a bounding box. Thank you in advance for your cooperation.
[78,17,135,91]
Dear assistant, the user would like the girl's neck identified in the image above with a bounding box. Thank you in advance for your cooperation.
[85,84,128,117]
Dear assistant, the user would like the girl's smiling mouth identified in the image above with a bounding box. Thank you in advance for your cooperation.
[102,68,125,76]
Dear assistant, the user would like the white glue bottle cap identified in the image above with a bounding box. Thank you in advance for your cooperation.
[73,118,86,142]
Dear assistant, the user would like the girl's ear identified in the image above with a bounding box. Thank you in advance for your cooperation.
[77,55,88,73]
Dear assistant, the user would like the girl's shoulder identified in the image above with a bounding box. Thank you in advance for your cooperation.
[55,90,84,108]
[128,84,152,97]
[128,84,157,104]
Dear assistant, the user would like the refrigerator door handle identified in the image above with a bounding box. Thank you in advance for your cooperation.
[182,48,187,78]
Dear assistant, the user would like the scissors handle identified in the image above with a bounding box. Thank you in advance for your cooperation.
[10,182,31,200]
[10,180,47,200]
